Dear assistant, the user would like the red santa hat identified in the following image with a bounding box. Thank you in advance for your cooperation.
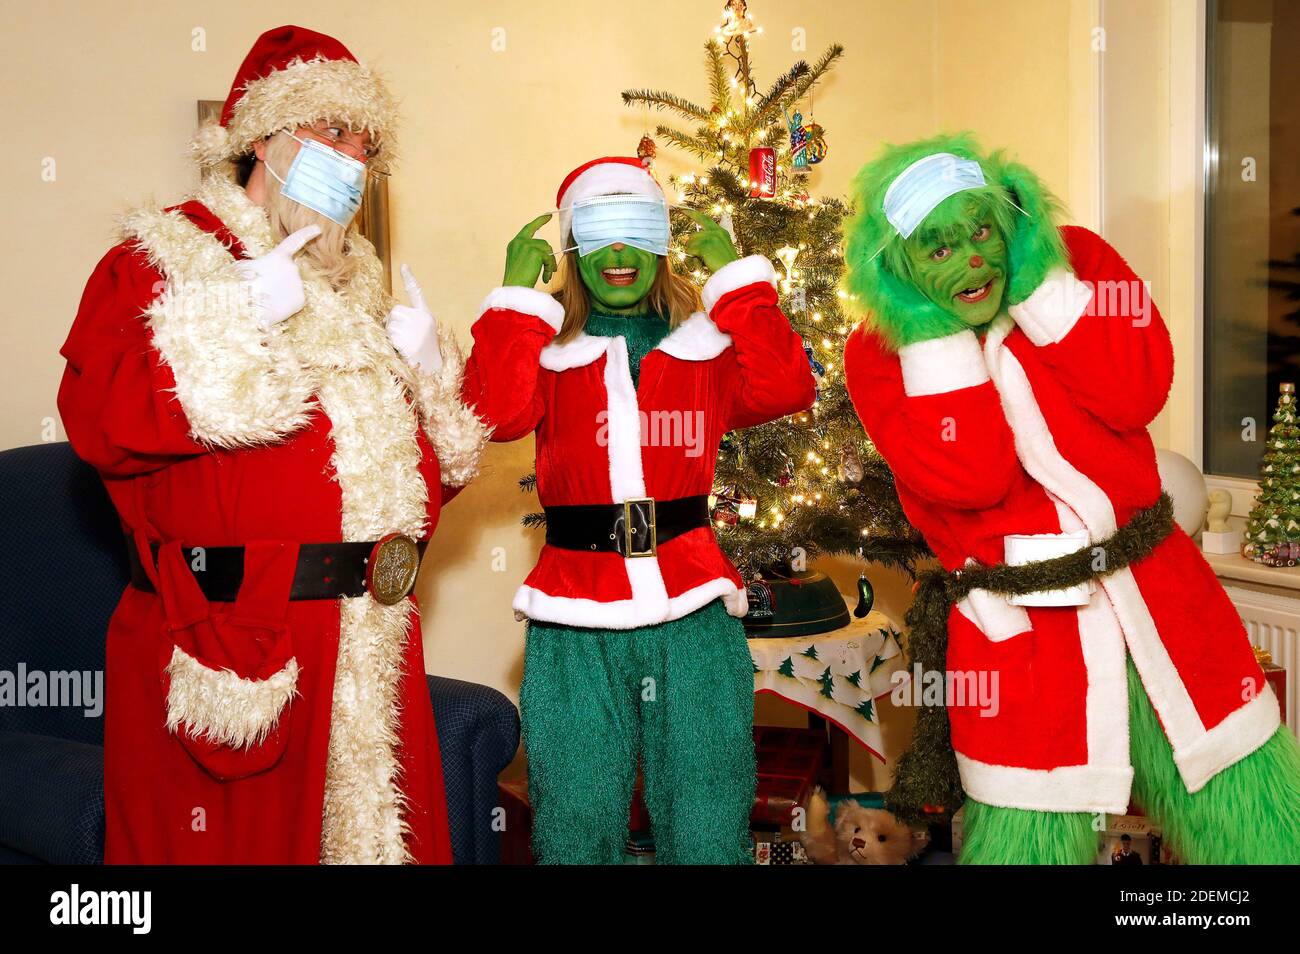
[191,24,398,171]
[556,156,665,248]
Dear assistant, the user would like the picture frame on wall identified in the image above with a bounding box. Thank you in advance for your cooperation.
[197,100,392,292]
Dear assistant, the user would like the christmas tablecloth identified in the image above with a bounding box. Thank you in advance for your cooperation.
[750,609,909,761]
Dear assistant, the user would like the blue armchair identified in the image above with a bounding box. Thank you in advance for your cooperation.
[0,442,519,864]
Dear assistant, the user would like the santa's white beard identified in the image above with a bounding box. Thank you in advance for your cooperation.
[262,134,360,288]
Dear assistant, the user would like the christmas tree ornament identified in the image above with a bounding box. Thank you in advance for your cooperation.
[839,443,864,484]
[789,109,811,173]
[749,146,776,198]
[637,134,657,167]
[853,571,874,618]
[717,0,758,39]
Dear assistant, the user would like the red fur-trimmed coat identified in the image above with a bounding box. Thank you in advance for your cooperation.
[58,175,487,863]
[845,226,1277,814]
[462,256,817,628]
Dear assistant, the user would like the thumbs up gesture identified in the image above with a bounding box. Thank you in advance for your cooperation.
[385,264,442,373]
[235,225,321,330]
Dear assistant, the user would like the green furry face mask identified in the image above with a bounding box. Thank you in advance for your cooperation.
[843,134,1071,350]
[902,193,1008,329]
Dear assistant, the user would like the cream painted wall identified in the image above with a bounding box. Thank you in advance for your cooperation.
[7,0,1182,790]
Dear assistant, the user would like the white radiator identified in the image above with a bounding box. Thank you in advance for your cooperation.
[1223,585,1299,739]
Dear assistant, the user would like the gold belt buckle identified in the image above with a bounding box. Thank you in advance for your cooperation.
[622,497,657,558]
[366,533,422,605]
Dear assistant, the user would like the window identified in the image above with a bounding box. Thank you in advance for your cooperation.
[1204,0,1300,478]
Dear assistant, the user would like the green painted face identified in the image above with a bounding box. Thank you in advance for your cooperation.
[576,244,659,312]
[901,193,1008,328]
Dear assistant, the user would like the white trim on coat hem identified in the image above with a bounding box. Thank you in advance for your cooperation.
[1173,685,1282,793]
[955,754,1134,815]
[512,575,747,630]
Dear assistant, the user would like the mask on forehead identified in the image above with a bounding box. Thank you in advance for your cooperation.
[564,194,671,257]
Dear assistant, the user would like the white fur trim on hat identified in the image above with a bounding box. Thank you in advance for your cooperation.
[558,162,663,245]
[191,55,399,169]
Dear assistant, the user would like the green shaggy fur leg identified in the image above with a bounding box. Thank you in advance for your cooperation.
[1127,656,1300,864]
[521,600,756,865]
[959,800,1097,865]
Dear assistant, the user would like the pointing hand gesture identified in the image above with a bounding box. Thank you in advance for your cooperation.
[503,214,558,288]
[386,263,443,373]
[235,225,322,330]
[679,208,740,273]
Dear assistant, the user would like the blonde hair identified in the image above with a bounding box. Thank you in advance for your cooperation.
[553,251,703,343]
[261,132,361,289]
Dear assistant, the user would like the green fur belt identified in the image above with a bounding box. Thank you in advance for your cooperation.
[886,492,1175,826]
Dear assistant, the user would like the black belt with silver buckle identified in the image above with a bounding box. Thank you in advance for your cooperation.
[126,534,428,605]
[543,495,711,558]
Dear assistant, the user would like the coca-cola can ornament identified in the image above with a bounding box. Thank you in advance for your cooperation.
[749,146,776,198]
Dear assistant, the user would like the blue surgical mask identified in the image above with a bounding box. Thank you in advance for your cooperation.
[881,152,986,239]
[266,133,366,227]
[565,194,670,257]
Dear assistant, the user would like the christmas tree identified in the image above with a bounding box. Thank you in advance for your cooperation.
[1243,381,1300,566]
[618,4,927,579]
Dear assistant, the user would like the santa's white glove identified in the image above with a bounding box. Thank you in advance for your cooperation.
[385,264,443,373]
[234,225,321,331]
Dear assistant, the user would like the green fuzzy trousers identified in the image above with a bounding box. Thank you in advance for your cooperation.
[521,599,757,864]
[961,656,1300,864]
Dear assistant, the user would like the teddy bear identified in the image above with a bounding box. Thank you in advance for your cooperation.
[799,787,927,865]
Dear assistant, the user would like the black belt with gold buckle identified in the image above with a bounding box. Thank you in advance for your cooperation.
[543,495,711,558]
[127,534,427,605]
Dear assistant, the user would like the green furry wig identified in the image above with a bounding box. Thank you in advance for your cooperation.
[843,133,1071,349]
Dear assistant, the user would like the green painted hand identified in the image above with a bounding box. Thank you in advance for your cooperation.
[503,214,559,288]
[680,208,740,272]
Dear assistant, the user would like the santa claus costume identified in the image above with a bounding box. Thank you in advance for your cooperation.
[58,25,488,864]
[462,157,816,863]
[843,135,1300,864]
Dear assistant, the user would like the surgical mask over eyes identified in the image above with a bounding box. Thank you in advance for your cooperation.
[564,194,671,257]
[265,132,367,227]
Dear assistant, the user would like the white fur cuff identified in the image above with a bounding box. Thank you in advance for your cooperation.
[412,325,493,487]
[164,645,299,749]
[1008,267,1094,346]
[701,255,778,313]
[897,331,989,397]
[478,286,565,332]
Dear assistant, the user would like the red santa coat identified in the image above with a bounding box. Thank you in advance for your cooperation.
[462,256,816,628]
[58,175,486,863]
[845,226,1278,814]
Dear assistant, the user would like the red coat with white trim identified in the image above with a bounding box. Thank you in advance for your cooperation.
[845,226,1277,814]
[463,256,817,629]
[57,176,485,863]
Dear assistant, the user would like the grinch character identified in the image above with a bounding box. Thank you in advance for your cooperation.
[462,156,815,863]
[58,25,488,863]
[842,134,1300,864]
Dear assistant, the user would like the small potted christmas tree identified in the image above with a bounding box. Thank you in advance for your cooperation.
[1243,382,1300,566]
